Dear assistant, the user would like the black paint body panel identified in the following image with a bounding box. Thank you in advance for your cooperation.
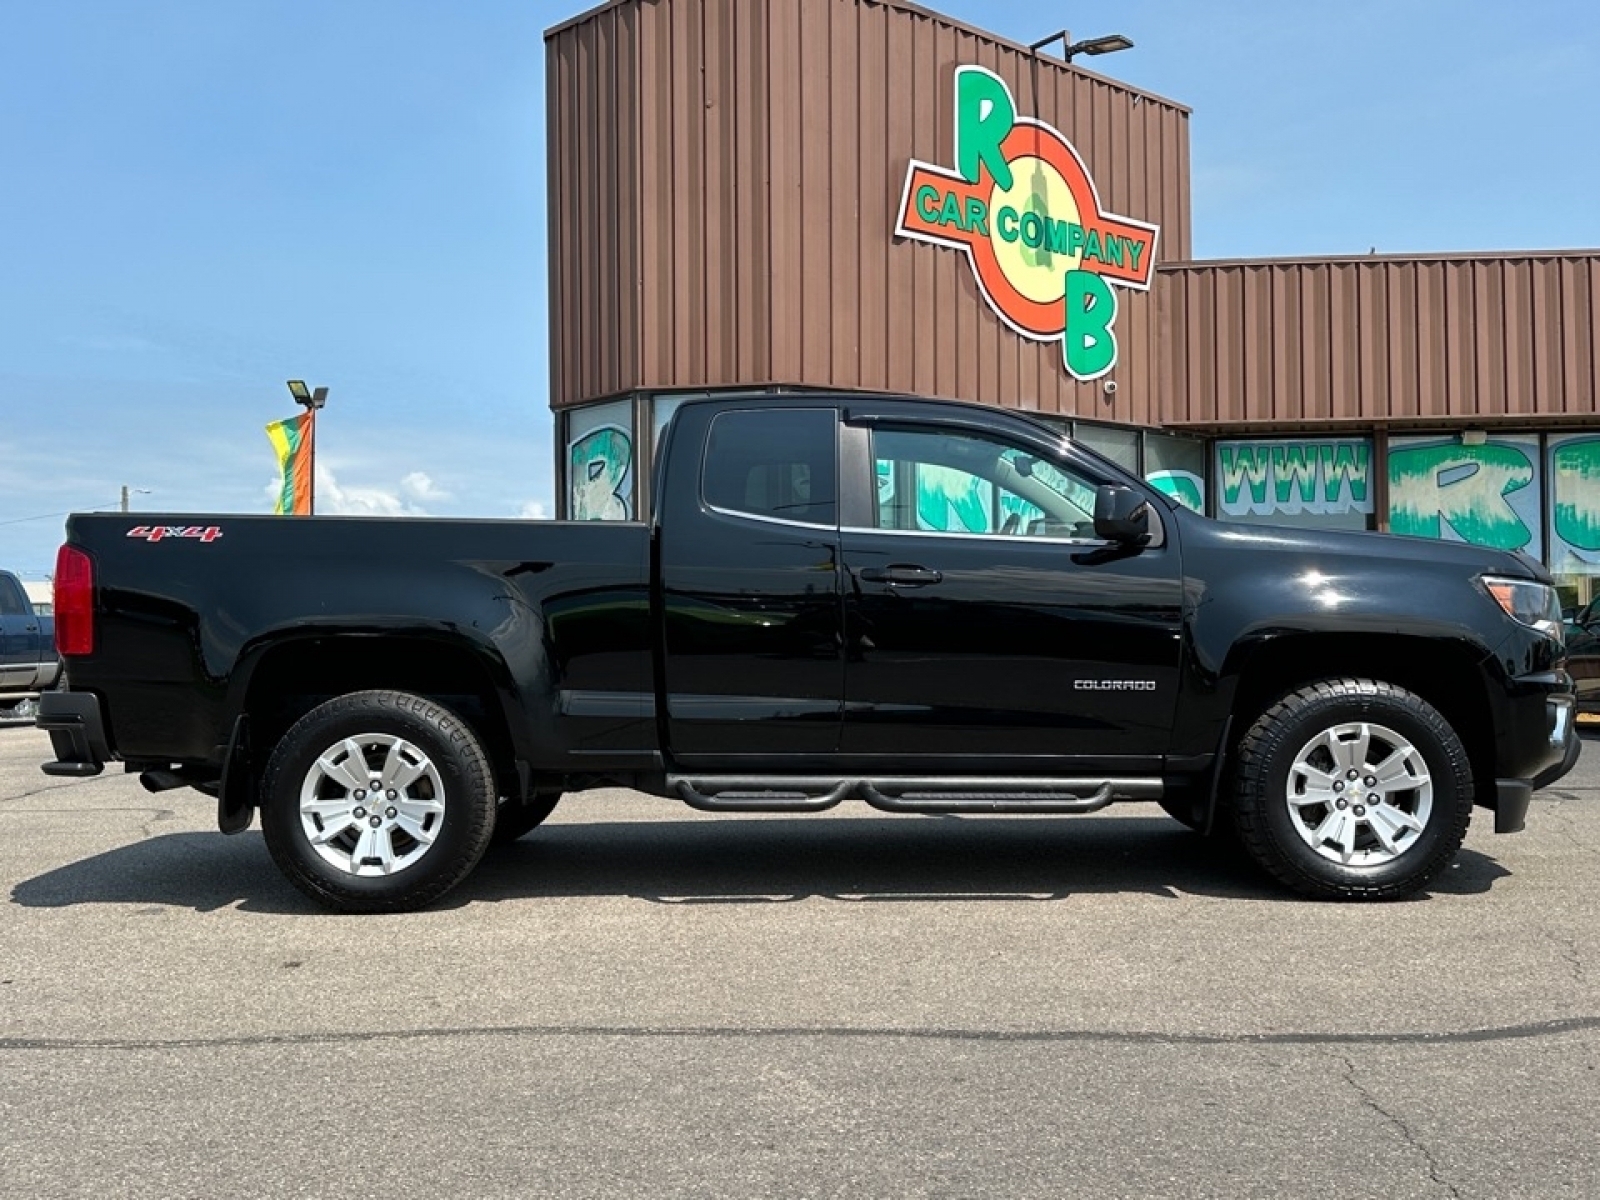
[45,393,1578,810]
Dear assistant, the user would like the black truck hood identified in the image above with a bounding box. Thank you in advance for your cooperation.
[1176,513,1549,583]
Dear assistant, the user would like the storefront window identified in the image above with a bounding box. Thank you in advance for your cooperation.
[1144,432,1206,512]
[1073,423,1140,475]
[652,395,687,447]
[1214,437,1374,531]
[565,398,636,520]
[1389,434,1541,559]
[1548,434,1600,593]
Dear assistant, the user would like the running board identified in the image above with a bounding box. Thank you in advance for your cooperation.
[668,775,1162,814]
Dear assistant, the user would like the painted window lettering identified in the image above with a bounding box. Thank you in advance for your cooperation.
[1215,440,1374,519]
[1388,435,1542,556]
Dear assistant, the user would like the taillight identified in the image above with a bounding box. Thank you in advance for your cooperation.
[54,545,95,656]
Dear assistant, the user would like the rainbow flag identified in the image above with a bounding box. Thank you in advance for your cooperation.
[265,410,315,515]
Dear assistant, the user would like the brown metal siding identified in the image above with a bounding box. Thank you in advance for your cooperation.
[545,3,644,410]
[1158,253,1600,431]
[546,0,1192,416]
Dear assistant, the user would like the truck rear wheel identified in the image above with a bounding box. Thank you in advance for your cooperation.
[1231,678,1473,901]
[260,690,497,913]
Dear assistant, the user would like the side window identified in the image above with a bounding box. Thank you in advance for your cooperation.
[871,428,1101,539]
[702,408,837,528]
[0,575,25,616]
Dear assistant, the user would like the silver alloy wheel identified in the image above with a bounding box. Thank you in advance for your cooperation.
[1285,720,1433,866]
[297,733,446,877]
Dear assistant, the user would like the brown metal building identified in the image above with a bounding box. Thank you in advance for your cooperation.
[1159,252,1600,433]
[545,0,1600,603]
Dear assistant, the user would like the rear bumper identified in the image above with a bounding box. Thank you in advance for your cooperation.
[37,691,113,777]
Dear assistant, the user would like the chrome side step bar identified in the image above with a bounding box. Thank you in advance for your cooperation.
[668,775,1162,814]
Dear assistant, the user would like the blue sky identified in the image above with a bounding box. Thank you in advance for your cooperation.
[2,0,1596,577]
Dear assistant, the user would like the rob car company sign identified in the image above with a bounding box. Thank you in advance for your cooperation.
[896,65,1160,381]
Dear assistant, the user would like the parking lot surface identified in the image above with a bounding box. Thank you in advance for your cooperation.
[2,718,1598,1198]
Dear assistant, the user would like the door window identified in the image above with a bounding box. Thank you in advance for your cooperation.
[870,428,1102,539]
[0,575,26,616]
[702,408,837,528]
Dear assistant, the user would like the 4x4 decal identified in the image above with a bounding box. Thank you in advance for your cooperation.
[126,525,225,543]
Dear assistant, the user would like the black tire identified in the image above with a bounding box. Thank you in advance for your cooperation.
[1232,678,1473,901]
[260,690,497,913]
[490,790,563,846]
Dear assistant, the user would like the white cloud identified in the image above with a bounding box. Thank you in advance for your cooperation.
[517,499,548,520]
[401,471,451,502]
[255,467,461,517]
[315,465,432,517]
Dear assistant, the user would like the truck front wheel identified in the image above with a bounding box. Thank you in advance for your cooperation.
[1231,678,1473,901]
[260,691,497,913]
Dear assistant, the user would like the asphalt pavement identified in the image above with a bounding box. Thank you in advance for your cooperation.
[2,717,1598,1199]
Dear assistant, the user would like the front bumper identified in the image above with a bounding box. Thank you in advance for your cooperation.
[37,691,113,777]
[1491,686,1579,833]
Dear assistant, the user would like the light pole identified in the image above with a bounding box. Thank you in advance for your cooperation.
[1028,29,1135,64]
[285,380,328,515]
[119,486,151,513]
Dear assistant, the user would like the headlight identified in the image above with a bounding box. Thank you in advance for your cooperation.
[1481,576,1563,642]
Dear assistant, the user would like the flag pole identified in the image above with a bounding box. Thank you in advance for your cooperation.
[285,381,329,516]
[307,407,316,515]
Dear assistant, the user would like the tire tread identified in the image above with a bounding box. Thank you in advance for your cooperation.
[261,690,497,913]
[1231,677,1472,901]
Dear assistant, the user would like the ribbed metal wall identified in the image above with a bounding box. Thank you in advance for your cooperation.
[546,1,642,407]
[546,0,1193,423]
[1158,253,1600,432]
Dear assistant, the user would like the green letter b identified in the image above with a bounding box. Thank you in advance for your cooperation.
[1063,270,1118,381]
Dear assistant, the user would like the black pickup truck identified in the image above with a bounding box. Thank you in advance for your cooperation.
[39,395,1580,911]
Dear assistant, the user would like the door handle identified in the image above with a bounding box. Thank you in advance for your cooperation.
[858,565,943,587]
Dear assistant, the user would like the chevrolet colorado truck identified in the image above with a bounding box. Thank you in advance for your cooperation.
[38,395,1580,911]
[2,569,58,718]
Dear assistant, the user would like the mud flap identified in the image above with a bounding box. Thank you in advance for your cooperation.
[217,715,254,834]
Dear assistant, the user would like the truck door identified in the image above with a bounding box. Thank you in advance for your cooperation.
[656,404,844,764]
[837,415,1184,770]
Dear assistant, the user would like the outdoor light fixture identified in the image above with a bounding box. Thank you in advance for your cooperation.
[1029,29,1135,63]
[1072,33,1134,58]
[286,379,329,410]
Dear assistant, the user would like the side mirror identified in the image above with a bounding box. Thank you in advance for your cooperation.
[1093,484,1151,545]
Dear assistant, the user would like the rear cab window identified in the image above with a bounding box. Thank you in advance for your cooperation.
[701,408,838,528]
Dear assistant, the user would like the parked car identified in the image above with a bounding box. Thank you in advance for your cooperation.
[37,394,1579,910]
[1,569,59,717]
[1564,599,1600,715]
